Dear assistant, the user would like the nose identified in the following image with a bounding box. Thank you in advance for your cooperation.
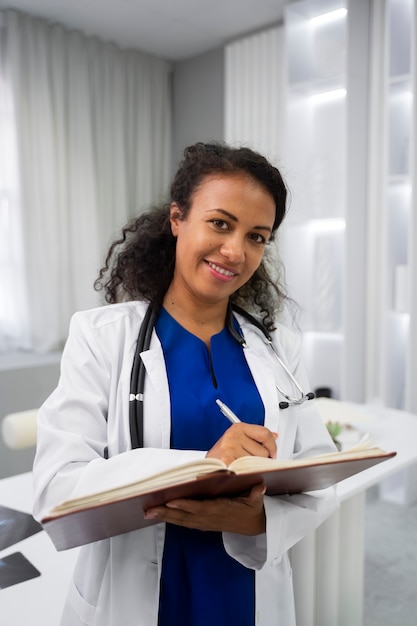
[220,234,245,263]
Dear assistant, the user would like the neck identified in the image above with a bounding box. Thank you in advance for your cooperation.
[163,286,228,341]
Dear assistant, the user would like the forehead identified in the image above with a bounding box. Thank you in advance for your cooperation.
[190,173,275,207]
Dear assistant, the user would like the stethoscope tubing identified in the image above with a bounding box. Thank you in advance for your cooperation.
[129,304,157,449]
[129,302,314,449]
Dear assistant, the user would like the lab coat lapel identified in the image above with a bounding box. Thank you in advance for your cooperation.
[139,341,171,449]
[267,345,299,460]
[242,335,278,432]
[242,324,298,460]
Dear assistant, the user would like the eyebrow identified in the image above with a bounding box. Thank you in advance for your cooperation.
[207,209,272,233]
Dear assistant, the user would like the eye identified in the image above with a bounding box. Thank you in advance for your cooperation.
[210,219,229,230]
[248,232,267,245]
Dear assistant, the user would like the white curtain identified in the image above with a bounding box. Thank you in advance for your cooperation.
[0,10,171,353]
[225,25,284,164]
[0,19,30,351]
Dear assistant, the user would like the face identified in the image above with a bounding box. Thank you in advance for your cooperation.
[169,173,276,308]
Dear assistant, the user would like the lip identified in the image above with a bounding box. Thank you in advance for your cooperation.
[205,260,239,282]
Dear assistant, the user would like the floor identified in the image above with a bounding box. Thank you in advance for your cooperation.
[364,487,417,626]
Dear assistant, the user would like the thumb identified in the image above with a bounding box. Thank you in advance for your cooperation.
[249,483,267,500]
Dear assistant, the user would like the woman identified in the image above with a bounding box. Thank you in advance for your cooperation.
[33,142,338,626]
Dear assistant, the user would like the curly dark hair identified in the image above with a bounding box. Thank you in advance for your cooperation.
[94,142,289,331]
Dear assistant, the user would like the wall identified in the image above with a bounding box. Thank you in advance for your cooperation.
[0,354,61,478]
[171,46,225,168]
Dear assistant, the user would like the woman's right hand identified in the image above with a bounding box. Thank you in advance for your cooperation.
[206,423,278,466]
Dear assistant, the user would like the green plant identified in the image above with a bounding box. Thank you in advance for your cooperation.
[326,421,343,448]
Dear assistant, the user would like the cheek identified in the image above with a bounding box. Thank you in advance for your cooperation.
[247,248,265,271]
[177,227,214,253]
[175,238,189,263]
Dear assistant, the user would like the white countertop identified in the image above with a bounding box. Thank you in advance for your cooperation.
[0,473,79,626]
[334,403,417,500]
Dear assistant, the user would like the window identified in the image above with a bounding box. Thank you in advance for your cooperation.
[0,72,29,351]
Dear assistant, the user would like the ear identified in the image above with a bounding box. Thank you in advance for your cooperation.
[170,202,182,236]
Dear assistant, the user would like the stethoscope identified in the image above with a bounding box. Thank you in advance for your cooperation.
[129,303,315,449]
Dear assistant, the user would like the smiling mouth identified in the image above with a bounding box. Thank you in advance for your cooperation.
[206,261,237,278]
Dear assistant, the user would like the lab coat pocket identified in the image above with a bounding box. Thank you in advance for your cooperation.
[63,542,110,625]
[66,578,97,625]
[255,552,296,626]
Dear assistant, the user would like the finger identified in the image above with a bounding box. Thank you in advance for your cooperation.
[144,506,192,526]
[144,507,164,520]
[144,498,203,519]
[241,437,271,458]
[226,423,278,456]
[145,494,266,534]
[246,483,266,500]
[165,499,201,512]
[144,502,212,530]
[206,423,278,464]
[241,428,278,459]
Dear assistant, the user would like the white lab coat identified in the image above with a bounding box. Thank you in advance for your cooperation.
[33,301,339,626]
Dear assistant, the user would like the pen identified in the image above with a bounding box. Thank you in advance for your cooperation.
[216,399,241,424]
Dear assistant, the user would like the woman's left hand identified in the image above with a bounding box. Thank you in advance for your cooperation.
[144,483,266,535]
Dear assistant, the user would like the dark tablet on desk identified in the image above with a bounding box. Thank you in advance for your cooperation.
[0,552,41,589]
[0,505,42,551]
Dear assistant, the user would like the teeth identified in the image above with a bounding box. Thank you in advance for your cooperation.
[208,262,235,277]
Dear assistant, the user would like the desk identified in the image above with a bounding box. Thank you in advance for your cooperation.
[0,473,78,626]
[1,405,416,626]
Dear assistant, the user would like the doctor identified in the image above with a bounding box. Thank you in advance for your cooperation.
[33,142,338,626]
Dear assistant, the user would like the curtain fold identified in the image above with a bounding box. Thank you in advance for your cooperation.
[0,20,31,352]
[0,10,172,352]
[225,25,284,164]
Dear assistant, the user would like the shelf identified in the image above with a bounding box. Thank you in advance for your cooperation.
[387,91,412,176]
[287,79,346,96]
[303,331,343,341]
[286,1,347,86]
[377,0,415,412]
[388,0,414,78]
[383,311,409,409]
[388,74,412,90]
[283,0,361,401]
[387,175,412,186]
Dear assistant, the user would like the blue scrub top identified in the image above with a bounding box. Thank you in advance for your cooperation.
[155,307,265,626]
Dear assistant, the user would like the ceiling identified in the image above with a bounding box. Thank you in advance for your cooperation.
[0,0,290,61]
